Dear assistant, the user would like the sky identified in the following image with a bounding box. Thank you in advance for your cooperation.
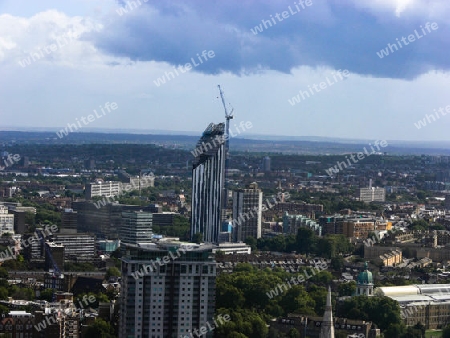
[0,0,450,141]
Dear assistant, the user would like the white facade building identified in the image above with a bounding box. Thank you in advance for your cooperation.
[0,205,14,235]
[119,242,216,338]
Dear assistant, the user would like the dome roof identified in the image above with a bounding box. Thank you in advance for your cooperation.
[357,262,373,284]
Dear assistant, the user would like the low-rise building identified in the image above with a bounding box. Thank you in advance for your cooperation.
[283,212,322,236]
[212,242,251,255]
[375,284,450,329]
[358,187,386,203]
[364,246,402,267]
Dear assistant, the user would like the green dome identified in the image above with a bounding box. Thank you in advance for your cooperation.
[357,262,373,284]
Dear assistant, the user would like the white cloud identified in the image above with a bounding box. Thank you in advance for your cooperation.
[350,0,450,20]
[0,10,109,68]
[0,1,449,141]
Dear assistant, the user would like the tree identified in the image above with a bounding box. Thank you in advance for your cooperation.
[214,308,268,338]
[287,328,301,338]
[335,332,348,338]
[245,237,257,252]
[216,283,245,309]
[403,325,424,338]
[279,285,315,315]
[192,232,203,244]
[308,285,328,315]
[105,267,121,281]
[9,286,34,300]
[105,287,119,301]
[309,270,333,287]
[83,318,116,338]
[339,295,403,333]
[75,292,108,309]
[443,324,450,338]
[384,323,406,338]
[411,219,428,231]
[38,288,54,302]
[0,267,8,279]
[338,281,356,296]
[412,322,425,336]
[0,305,9,316]
[330,256,345,271]
[1,256,27,270]
[0,287,8,300]
[296,228,315,254]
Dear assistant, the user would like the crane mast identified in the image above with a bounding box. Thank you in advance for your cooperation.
[217,85,234,212]
[217,85,233,167]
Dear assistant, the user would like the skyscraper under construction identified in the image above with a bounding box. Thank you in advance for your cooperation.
[191,123,225,244]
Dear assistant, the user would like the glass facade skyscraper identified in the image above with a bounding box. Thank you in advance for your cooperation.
[191,123,225,244]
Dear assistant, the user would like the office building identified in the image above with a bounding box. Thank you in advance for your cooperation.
[20,156,30,167]
[263,201,323,222]
[212,242,251,255]
[72,201,147,239]
[119,170,155,190]
[342,218,376,239]
[61,208,78,234]
[359,187,386,203]
[5,204,36,235]
[10,210,27,234]
[120,210,153,245]
[22,233,43,260]
[85,180,121,199]
[445,194,450,210]
[152,212,177,227]
[0,205,14,236]
[45,242,65,272]
[319,215,345,235]
[191,123,226,244]
[97,239,120,254]
[119,241,216,338]
[262,156,271,172]
[85,174,154,200]
[84,158,96,170]
[283,212,322,236]
[53,234,95,260]
[232,182,263,242]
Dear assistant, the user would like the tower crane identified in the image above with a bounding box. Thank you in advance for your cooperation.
[217,85,233,167]
[217,85,234,210]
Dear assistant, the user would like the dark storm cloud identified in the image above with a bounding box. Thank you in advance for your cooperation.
[91,0,450,79]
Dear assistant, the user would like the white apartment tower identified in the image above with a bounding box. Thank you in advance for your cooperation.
[0,205,14,235]
[359,187,386,203]
[232,182,263,242]
[119,242,216,338]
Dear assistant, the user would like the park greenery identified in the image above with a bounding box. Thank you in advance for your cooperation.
[255,228,354,258]
[214,262,424,338]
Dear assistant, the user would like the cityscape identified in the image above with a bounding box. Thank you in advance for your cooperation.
[1,1,450,338]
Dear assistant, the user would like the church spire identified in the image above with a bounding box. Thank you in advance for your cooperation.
[319,286,335,338]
